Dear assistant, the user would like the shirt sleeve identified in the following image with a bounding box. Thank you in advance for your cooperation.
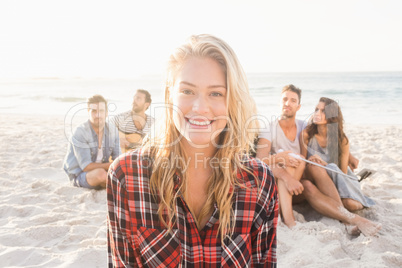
[71,127,93,171]
[107,162,138,267]
[150,116,155,126]
[251,162,278,267]
[258,118,272,142]
[110,114,120,130]
[111,124,121,160]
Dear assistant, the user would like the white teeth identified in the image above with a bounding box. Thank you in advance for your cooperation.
[188,119,211,126]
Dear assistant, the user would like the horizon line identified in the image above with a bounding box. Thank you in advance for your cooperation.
[1,70,402,80]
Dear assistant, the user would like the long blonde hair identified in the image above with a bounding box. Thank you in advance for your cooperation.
[143,34,259,240]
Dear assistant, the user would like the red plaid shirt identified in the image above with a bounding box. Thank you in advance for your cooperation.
[107,149,278,267]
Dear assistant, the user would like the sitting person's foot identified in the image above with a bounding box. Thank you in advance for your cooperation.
[345,225,360,236]
[353,216,382,236]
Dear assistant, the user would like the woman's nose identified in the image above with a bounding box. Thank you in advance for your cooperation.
[192,95,209,114]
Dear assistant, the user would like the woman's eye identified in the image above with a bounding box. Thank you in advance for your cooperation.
[181,89,193,95]
[211,92,223,97]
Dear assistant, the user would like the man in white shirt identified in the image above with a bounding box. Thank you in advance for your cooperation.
[256,85,306,228]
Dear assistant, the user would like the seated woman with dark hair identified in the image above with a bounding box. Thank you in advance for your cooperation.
[300,97,381,236]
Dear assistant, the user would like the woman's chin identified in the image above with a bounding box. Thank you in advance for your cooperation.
[182,135,213,148]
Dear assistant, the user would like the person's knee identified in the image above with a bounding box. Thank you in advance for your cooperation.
[92,168,108,183]
[272,166,286,179]
[98,168,108,180]
[301,180,314,195]
[292,160,306,179]
[307,165,329,181]
[305,165,314,176]
[307,165,321,174]
[342,198,363,211]
[298,160,306,170]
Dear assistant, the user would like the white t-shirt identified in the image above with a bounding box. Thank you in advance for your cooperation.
[95,147,103,163]
[259,119,306,154]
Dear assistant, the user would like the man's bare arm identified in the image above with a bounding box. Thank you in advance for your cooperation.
[256,138,303,194]
[256,138,298,167]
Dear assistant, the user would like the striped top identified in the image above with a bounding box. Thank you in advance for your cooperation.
[111,110,155,137]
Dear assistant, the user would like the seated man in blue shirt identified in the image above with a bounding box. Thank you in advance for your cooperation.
[63,95,120,189]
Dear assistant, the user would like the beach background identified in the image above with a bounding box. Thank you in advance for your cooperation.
[2,0,402,267]
[1,73,402,267]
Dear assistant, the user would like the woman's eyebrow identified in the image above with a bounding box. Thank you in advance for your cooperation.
[179,81,196,87]
[180,81,226,89]
[208,85,226,89]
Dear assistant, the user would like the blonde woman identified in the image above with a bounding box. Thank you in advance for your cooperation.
[107,34,278,267]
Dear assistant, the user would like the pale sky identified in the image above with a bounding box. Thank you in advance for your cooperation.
[1,0,401,78]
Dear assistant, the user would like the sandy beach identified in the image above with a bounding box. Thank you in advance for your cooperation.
[1,114,401,267]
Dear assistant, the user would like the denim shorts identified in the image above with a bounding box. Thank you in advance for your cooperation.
[71,172,99,190]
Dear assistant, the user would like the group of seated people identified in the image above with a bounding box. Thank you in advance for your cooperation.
[62,83,381,237]
[255,84,380,236]
[62,89,154,189]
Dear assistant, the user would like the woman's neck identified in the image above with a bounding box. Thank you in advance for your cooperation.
[180,140,216,228]
[180,140,217,192]
[181,140,217,169]
[316,124,327,138]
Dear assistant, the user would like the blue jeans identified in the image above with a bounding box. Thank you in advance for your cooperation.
[70,172,100,190]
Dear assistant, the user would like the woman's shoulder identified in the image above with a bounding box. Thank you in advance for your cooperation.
[341,135,349,145]
[110,148,153,179]
[115,147,151,162]
[237,156,277,210]
[340,135,350,151]
[239,156,275,189]
[240,155,269,171]
[301,128,309,139]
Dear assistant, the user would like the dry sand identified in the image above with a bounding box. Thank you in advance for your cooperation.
[1,114,401,267]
